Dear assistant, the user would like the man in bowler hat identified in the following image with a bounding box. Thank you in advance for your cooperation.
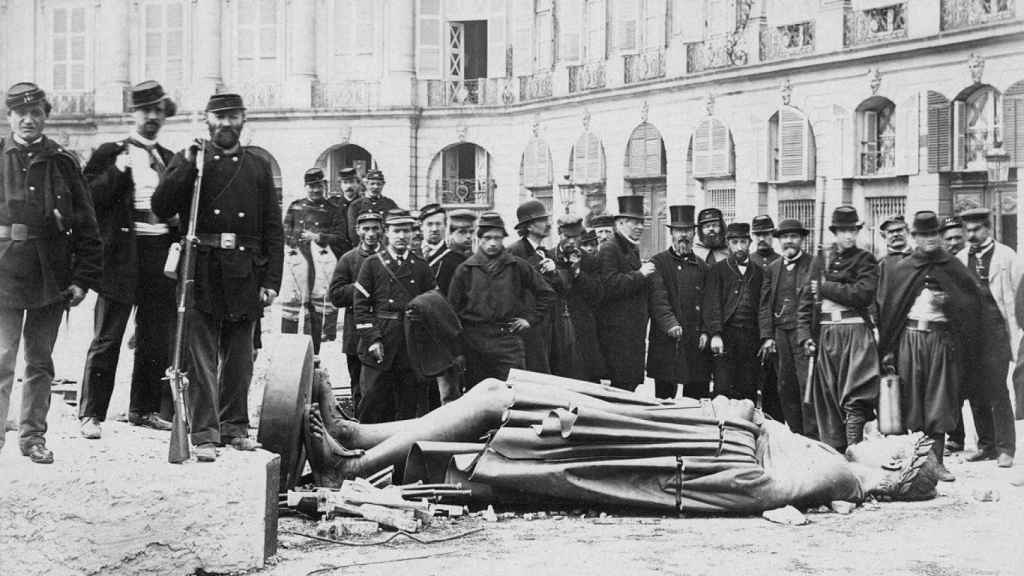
[508,199,563,373]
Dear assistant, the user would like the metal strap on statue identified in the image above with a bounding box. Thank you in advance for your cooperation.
[674,456,686,516]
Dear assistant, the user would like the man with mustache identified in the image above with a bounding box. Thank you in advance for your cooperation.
[508,200,562,374]
[694,208,730,264]
[590,213,615,244]
[704,223,763,402]
[79,81,178,439]
[758,219,817,437]
[749,215,780,268]
[152,93,284,462]
[647,206,712,399]
[0,83,101,463]
[549,215,585,379]
[940,216,965,256]
[426,208,475,296]
[877,211,982,482]
[329,210,383,414]
[346,170,396,246]
[328,167,361,256]
[748,215,783,421]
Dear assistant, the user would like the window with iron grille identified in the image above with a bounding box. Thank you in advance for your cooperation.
[778,199,816,244]
[860,100,897,176]
[705,183,736,222]
[865,196,907,255]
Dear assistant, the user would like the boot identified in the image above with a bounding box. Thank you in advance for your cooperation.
[931,434,955,482]
[845,416,865,447]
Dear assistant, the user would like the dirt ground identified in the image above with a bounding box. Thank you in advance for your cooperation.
[10,296,1024,576]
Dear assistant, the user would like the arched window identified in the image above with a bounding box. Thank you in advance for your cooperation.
[521,138,554,212]
[857,97,896,176]
[691,117,733,179]
[624,122,666,178]
[569,132,606,184]
[428,142,495,208]
[767,106,816,182]
[955,85,1003,170]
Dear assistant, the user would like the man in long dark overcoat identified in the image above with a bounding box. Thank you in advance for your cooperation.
[508,199,562,374]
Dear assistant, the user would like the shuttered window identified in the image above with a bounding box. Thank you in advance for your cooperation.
[571,133,606,184]
[417,0,442,79]
[926,91,952,173]
[692,118,734,178]
[513,1,534,76]
[560,0,583,64]
[625,123,665,179]
[237,0,278,81]
[144,1,185,88]
[52,6,88,91]
[585,0,607,62]
[642,0,666,49]
[535,0,554,71]
[617,0,639,52]
[521,138,553,189]
[777,107,815,181]
[1006,81,1024,169]
[488,0,507,77]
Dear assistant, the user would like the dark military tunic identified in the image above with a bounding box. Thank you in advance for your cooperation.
[346,194,397,245]
[425,244,466,296]
[284,196,347,257]
[565,252,605,383]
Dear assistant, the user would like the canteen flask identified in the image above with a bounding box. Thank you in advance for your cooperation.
[163,240,182,280]
[878,365,902,436]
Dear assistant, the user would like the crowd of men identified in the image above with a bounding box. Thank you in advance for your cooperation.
[0,81,1021,482]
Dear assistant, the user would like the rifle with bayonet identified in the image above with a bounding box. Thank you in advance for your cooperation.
[804,180,828,405]
[165,139,207,464]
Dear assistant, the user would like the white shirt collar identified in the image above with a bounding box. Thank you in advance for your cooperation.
[129,132,159,148]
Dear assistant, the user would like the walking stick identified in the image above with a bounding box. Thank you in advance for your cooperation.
[804,177,828,406]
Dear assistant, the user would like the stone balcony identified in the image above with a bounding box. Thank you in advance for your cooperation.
[941,0,1016,30]
[424,78,517,107]
[845,3,909,47]
[624,49,666,84]
[519,72,553,102]
[312,81,381,110]
[434,177,495,208]
[686,35,750,74]
[760,20,817,62]
[568,61,607,93]
[49,90,94,116]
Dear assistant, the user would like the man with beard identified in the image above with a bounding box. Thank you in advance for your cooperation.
[877,211,982,482]
[750,215,780,268]
[759,219,817,437]
[940,216,965,256]
[508,200,562,373]
[79,81,177,439]
[748,215,782,420]
[598,196,656,390]
[550,215,584,378]
[957,208,1016,468]
[0,83,102,463]
[647,206,712,399]
[328,211,382,414]
[705,223,763,402]
[447,212,555,387]
[152,93,283,462]
[694,208,730,264]
[281,167,345,354]
[353,209,434,423]
[346,170,396,245]
[797,206,879,453]
[590,213,615,244]
[329,167,361,255]
[875,215,910,313]
[566,228,605,383]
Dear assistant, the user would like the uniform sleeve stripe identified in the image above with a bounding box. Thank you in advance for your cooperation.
[356,323,373,329]
[355,282,370,297]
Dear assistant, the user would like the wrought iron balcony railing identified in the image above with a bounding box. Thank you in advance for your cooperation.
[425,78,517,107]
[845,3,908,47]
[519,72,553,102]
[435,178,495,208]
[312,81,381,110]
[49,90,94,116]
[624,49,666,84]
[760,21,816,62]
[567,61,607,93]
[941,0,1016,30]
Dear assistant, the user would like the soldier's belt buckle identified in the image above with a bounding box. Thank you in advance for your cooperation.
[220,233,237,249]
[10,223,28,242]
[829,310,843,322]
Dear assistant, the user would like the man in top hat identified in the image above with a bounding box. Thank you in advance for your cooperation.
[346,169,396,244]
[647,205,712,399]
[957,207,1016,467]
[447,211,556,388]
[876,211,982,482]
[940,216,965,256]
[78,80,179,440]
[329,167,362,255]
[748,214,783,420]
[549,215,585,378]
[565,227,606,383]
[758,218,817,437]
[694,207,730,265]
[597,195,656,390]
[352,209,435,423]
[590,213,615,244]
[329,210,383,414]
[704,222,764,402]
[0,82,102,463]
[152,93,283,461]
[797,206,879,452]
[508,199,563,374]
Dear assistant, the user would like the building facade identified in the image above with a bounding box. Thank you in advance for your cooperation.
[1,0,1022,256]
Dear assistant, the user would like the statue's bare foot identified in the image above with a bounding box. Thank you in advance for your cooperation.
[305,403,364,488]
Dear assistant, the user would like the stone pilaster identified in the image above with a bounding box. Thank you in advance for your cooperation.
[382,0,415,108]
[284,0,316,108]
[95,0,131,114]
[194,0,223,104]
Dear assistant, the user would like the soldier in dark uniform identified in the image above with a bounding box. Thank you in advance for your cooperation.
[647,206,712,399]
[705,223,764,402]
[152,93,284,462]
[597,196,656,390]
[78,81,178,439]
[694,208,729,264]
[428,208,475,295]
[328,211,382,414]
[566,228,605,383]
[420,203,446,261]
[328,167,361,256]
[749,215,783,421]
[759,219,817,437]
[353,209,435,424]
[798,206,879,453]
[508,200,562,374]
[0,83,102,463]
[447,211,555,388]
[346,169,396,245]
[939,215,967,452]
[282,167,346,354]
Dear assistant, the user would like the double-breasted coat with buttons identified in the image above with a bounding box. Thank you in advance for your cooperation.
[151,145,283,321]
[0,136,102,308]
[84,139,176,303]
[597,232,649,388]
[329,244,377,356]
[647,247,711,384]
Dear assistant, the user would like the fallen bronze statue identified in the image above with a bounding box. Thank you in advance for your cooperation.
[300,369,938,515]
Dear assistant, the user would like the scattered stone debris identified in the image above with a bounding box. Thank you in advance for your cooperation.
[829,501,856,515]
[762,506,809,526]
[972,489,1001,502]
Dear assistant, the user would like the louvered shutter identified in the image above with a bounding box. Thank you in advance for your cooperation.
[952,100,966,171]
[692,120,712,177]
[561,0,583,64]
[646,125,663,176]
[1004,82,1024,168]
[513,1,533,76]
[709,119,732,176]
[522,142,537,187]
[617,0,638,52]
[897,94,920,175]
[488,0,507,77]
[838,109,856,179]
[926,91,951,173]
[476,146,490,195]
[645,0,667,49]
[417,0,443,79]
[588,134,604,182]
[863,109,878,176]
[779,107,808,181]
[573,137,589,182]
[627,126,645,178]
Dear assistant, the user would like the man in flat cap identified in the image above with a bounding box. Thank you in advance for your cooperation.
[597,195,656,390]
[508,199,563,373]
[694,207,730,265]
[447,212,556,388]
[647,206,712,399]
[0,83,102,463]
[329,167,362,255]
[875,214,911,315]
[152,93,283,462]
[590,213,615,244]
[704,222,764,402]
[346,169,396,245]
[876,211,982,482]
[353,209,435,423]
[78,80,178,440]
[329,210,382,414]
[798,206,879,452]
[565,228,605,383]
[428,208,475,295]
[957,208,1016,468]
[938,215,967,452]
[758,218,817,437]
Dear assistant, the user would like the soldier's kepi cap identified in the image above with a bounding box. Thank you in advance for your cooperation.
[365,169,385,182]
[698,207,724,226]
[725,222,751,240]
[385,208,416,227]
[751,215,775,234]
[129,80,176,116]
[938,215,962,233]
[205,93,246,113]
[476,211,507,237]
[6,82,51,113]
[338,167,359,179]
[959,207,991,223]
[879,214,907,232]
[449,208,477,225]
[355,211,383,225]
[304,167,326,185]
[419,203,445,221]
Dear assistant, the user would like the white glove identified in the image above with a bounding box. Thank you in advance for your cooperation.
[115,152,130,172]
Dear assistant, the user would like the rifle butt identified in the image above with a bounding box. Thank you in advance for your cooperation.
[803,356,815,405]
[168,416,190,464]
